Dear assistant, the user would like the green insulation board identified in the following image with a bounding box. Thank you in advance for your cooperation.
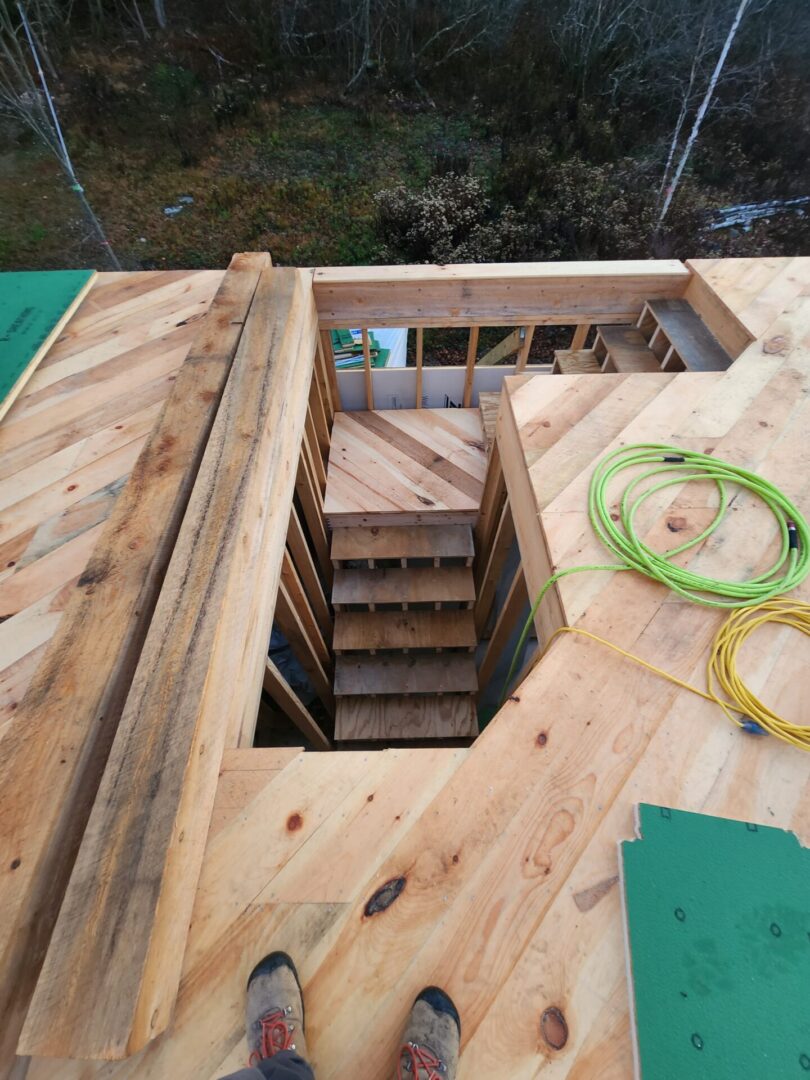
[621,804,810,1079]
[0,269,96,420]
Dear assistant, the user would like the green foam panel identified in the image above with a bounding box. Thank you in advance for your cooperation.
[0,270,95,408]
[621,804,810,1079]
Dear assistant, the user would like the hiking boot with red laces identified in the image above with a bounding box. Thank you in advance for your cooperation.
[397,986,460,1079]
[246,952,308,1065]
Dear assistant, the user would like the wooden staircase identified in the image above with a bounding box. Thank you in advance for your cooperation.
[331,524,479,741]
[553,297,733,374]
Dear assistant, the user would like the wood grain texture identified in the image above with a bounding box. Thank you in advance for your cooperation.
[644,299,732,372]
[595,326,660,373]
[313,260,690,328]
[333,609,477,651]
[336,694,479,740]
[324,409,487,527]
[551,348,601,374]
[331,523,474,565]
[20,266,317,1061]
[263,659,331,751]
[334,653,478,695]
[0,261,245,1070]
[332,565,474,607]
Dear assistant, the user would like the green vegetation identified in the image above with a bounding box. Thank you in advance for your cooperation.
[1,0,808,271]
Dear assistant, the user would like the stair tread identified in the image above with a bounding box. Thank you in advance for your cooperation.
[334,654,478,695]
[596,326,660,372]
[552,349,601,374]
[331,524,474,564]
[646,299,732,372]
[333,610,477,651]
[336,695,479,740]
[333,566,475,606]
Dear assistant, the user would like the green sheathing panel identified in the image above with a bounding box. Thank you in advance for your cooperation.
[0,270,95,416]
[621,804,810,1079]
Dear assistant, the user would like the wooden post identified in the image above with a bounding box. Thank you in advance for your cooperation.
[318,329,341,413]
[415,326,424,408]
[514,325,536,373]
[263,660,331,750]
[570,323,590,350]
[361,328,374,410]
[463,325,480,407]
[477,564,528,692]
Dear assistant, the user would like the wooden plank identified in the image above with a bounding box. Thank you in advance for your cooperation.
[473,437,506,561]
[551,348,601,374]
[0,254,268,1070]
[295,449,332,587]
[313,261,691,328]
[334,653,478,695]
[281,549,331,667]
[0,270,97,422]
[570,322,590,350]
[304,405,328,494]
[332,566,474,608]
[331,524,474,566]
[646,298,732,372]
[478,391,500,452]
[316,330,339,417]
[19,265,318,1061]
[274,578,335,715]
[596,325,661,373]
[513,324,535,373]
[324,409,486,528]
[333,609,477,651]
[462,326,479,407]
[477,328,522,367]
[473,496,516,636]
[415,326,424,408]
[287,505,332,646]
[308,374,331,463]
[476,563,528,691]
[263,659,331,751]
[336,695,478,740]
[360,328,374,410]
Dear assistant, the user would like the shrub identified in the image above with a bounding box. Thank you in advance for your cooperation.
[373,173,535,263]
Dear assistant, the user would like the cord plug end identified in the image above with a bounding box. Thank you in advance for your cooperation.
[741,719,768,736]
[787,521,799,551]
[662,455,685,463]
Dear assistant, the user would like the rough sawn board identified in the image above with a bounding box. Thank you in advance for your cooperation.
[621,803,810,1080]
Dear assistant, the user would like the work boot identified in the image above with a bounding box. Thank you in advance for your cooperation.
[397,986,460,1078]
[246,952,308,1065]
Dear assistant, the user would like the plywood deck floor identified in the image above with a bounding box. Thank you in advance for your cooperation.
[6,259,810,1080]
[323,409,487,527]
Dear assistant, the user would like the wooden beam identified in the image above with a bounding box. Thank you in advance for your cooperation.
[20,267,319,1061]
[313,261,690,328]
[308,372,331,462]
[295,450,332,587]
[474,496,516,637]
[477,327,522,367]
[474,438,507,560]
[263,659,331,751]
[274,580,335,714]
[463,326,480,408]
[361,328,374,410]
[287,504,332,646]
[305,405,328,494]
[415,326,424,408]
[570,323,590,350]
[0,252,270,1071]
[318,329,341,412]
[514,325,535,373]
[280,549,332,671]
[477,563,528,692]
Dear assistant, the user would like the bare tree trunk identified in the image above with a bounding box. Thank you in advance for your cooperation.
[658,0,753,225]
[153,0,166,30]
[346,0,371,89]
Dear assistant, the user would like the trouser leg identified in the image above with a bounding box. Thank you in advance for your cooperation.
[219,1049,316,1080]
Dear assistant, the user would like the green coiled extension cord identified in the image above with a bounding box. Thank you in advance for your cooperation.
[501,444,810,745]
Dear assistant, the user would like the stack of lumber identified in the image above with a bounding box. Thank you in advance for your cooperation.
[330,328,390,369]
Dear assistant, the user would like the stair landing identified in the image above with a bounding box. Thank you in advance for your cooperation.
[324,409,487,527]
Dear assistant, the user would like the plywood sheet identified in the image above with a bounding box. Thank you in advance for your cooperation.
[0,270,96,421]
[621,804,810,1080]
